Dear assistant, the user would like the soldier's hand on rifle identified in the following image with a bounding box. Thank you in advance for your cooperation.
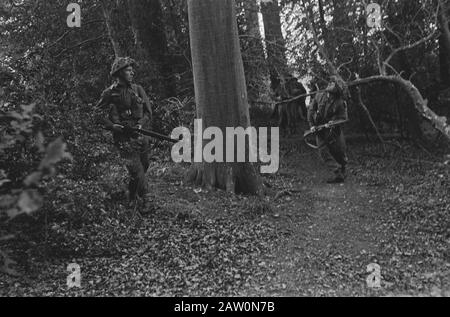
[112,124,124,133]
[325,121,335,129]
[122,124,135,135]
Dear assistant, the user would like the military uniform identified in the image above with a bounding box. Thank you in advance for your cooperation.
[308,90,348,181]
[96,58,153,201]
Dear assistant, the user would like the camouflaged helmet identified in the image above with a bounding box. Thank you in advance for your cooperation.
[110,57,137,77]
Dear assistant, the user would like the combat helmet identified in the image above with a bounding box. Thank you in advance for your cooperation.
[110,57,137,77]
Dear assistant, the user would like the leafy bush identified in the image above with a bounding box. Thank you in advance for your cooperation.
[152,96,196,135]
[1,102,71,275]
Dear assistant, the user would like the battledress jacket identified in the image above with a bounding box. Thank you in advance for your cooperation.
[96,82,153,141]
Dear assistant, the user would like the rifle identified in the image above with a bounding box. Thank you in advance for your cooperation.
[303,119,348,150]
[117,125,179,144]
[275,88,333,105]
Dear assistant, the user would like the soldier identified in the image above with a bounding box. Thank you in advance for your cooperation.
[307,76,349,184]
[96,57,153,207]
[272,75,307,136]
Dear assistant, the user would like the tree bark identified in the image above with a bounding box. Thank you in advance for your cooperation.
[186,0,262,195]
[261,0,288,90]
[127,0,175,98]
[243,0,262,39]
[439,0,450,88]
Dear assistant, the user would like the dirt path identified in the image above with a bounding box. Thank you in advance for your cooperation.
[241,146,388,296]
[237,138,449,297]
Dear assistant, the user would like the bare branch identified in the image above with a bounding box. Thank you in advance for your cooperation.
[382,29,439,74]
[54,35,107,58]
[382,3,440,75]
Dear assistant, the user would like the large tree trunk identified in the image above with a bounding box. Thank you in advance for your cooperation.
[439,0,450,88]
[127,0,175,98]
[261,0,288,90]
[186,0,262,195]
[100,0,134,58]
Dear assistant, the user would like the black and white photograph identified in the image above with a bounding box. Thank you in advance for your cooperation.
[0,0,449,300]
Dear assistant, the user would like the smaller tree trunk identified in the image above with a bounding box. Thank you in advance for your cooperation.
[242,0,267,101]
[439,0,450,88]
[261,0,288,90]
[128,0,175,98]
[100,0,133,58]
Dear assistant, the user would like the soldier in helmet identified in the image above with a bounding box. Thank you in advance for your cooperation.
[96,57,153,207]
[307,76,349,184]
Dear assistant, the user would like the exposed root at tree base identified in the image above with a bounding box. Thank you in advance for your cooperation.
[185,162,263,195]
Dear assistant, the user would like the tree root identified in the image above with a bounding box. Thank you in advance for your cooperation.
[185,162,263,195]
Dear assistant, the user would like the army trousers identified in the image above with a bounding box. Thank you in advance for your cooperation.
[115,136,150,201]
[316,129,348,178]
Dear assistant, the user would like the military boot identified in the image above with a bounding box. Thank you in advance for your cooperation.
[326,167,345,184]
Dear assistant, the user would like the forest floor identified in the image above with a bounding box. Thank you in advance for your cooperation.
[0,137,449,297]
